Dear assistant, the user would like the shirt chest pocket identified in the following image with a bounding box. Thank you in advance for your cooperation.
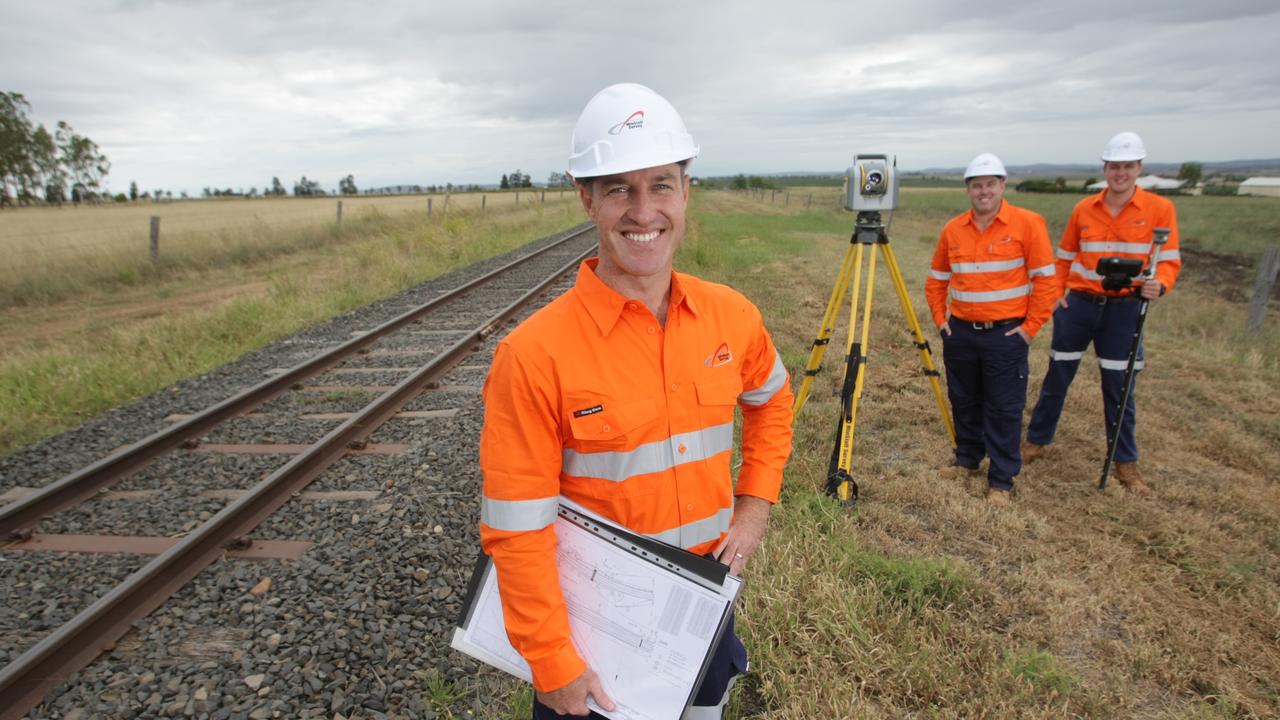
[566,397,659,451]
[695,377,741,428]
[987,235,1024,260]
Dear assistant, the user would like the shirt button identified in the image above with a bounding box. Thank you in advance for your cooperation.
[602,424,611,432]
[626,302,636,310]
[678,444,687,454]
[686,503,694,511]
[647,326,656,334]
[669,383,677,392]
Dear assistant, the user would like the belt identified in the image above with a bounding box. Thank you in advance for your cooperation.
[952,317,1023,331]
[1069,289,1139,305]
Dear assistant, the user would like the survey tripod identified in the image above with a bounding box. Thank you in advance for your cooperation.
[793,211,956,506]
[1098,228,1170,490]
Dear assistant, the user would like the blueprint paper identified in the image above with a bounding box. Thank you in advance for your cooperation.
[452,513,740,720]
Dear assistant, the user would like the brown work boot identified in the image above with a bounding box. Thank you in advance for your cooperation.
[1114,462,1154,498]
[1021,441,1046,464]
[938,463,981,480]
[986,488,1012,507]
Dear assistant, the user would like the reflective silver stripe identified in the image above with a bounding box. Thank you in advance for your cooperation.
[1157,249,1181,262]
[1081,241,1151,254]
[646,506,733,548]
[1099,357,1144,371]
[950,284,1031,303]
[739,352,787,407]
[481,496,560,531]
[952,258,1025,274]
[563,422,734,482]
[1056,248,1077,261]
[1070,261,1104,281]
[1050,350,1085,361]
[1028,263,1056,279]
[929,269,952,281]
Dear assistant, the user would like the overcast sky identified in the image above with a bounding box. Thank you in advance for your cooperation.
[6,1,1280,194]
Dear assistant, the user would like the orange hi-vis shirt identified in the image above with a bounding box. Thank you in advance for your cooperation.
[478,258,794,692]
[925,200,1058,338]
[1055,186,1181,296]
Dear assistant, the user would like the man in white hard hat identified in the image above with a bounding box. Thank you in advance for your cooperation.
[478,83,794,718]
[1023,132,1182,497]
[925,153,1057,506]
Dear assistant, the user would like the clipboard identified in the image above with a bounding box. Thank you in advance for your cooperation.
[452,503,742,720]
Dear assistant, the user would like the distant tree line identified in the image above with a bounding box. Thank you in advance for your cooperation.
[0,91,110,206]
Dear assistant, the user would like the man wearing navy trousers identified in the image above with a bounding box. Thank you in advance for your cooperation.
[926,153,1057,506]
[1023,132,1181,498]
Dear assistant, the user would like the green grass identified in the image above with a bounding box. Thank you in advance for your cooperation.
[1004,648,1078,697]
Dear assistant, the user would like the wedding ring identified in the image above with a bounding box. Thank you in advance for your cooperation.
[734,553,744,559]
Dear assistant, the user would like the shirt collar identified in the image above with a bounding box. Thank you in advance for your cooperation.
[573,258,696,336]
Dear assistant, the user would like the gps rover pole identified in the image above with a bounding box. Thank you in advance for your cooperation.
[1099,228,1170,490]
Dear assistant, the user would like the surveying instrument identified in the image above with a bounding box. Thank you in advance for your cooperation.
[1098,228,1170,490]
[793,154,955,506]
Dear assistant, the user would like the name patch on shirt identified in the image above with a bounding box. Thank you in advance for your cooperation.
[572,405,604,418]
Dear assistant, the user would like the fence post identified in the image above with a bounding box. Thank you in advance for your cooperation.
[481,194,486,214]
[806,193,812,208]
[515,191,520,206]
[785,191,790,206]
[444,193,450,212]
[1247,245,1280,333]
[428,197,433,216]
[149,216,160,263]
[336,200,343,224]
[541,190,546,203]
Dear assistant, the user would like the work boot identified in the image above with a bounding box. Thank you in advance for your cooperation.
[1114,462,1154,498]
[1021,441,1046,464]
[985,488,1012,507]
[938,463,981,480]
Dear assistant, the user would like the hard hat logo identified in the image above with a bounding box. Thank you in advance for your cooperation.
[608,111,645,135]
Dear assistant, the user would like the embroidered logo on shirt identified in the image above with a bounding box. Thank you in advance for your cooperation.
[572,405,604,418]
[705,342,733,368]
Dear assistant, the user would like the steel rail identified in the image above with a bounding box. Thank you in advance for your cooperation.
[0,242,596,720]
[0,224,594,539]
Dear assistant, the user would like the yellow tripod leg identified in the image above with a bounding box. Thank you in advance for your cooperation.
[838,246,876,474]
[793,241,857,414]
[879,243,957,447]
[826,244,869,505]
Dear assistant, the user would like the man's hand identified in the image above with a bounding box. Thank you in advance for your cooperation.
[1056,296,1070,309]
[939,321,952,337]
[715,495,771,575]
[1004,326,1032,344]
[1139,279,1163,300]
[536,668,616,716]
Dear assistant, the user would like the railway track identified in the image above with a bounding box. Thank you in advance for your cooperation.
[0,223,597,719]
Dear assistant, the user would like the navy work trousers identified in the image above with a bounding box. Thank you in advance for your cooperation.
[1026,294,1144,463]
[532,605,747,719]
[942,321,1029,491]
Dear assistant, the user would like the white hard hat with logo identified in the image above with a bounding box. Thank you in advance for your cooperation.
[964,152,1007,180]
[1101,131,1147,162]
[568,83,699,180]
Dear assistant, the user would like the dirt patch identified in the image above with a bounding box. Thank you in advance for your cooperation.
[1181,247,1273,306]
[0,280,270,351]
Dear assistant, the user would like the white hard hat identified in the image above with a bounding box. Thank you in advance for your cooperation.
[567,83,699,180]
[964,152,1006,180]
[1101,131,1147,162]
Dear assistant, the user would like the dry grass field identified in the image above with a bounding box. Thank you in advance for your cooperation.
[0,190,577,307]
[0,193,580,452]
